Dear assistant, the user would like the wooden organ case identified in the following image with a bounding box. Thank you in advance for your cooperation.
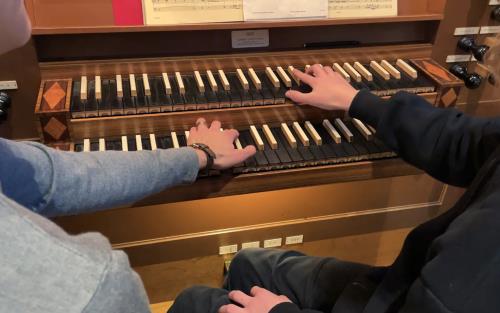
[3,0,498,307]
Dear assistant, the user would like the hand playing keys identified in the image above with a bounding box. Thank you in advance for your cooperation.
[188,118,256,170]
[219,287,292,313]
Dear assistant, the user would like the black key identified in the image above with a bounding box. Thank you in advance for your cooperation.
[90,141,100,152]
[272,127,303,162]
[183,75,197,111]
[227,73,243,108]
[178,133,188,147]
[135,76,149,114]
[157,136,173,149]
[249,81,264,106]
[148,77,164,113]
[257,129,281,165]
[240,130,268,167]
[142,137,152,150]
[106,140,122,151]
[99,79,112,117]
[70,81,85,118]
[201,74,220,109]
[257,72,275,105]
[170,75,185,111]
[127,137,137,151]
[258,72,283,104]
[235,133,258,170]
[74,143,83,152]
[122,78,137,115]
[312,123,338,160]
[85,80,98,117]
[109,79,124,116]
[265,129,292,164]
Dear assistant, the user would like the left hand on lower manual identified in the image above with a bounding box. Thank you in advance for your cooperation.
[218,286,292,313]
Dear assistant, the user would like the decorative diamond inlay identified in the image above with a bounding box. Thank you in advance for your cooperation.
[43,82,66,110]
[43,117,67,140]
[441,88,458,107]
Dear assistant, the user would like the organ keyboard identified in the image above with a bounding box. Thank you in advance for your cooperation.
[69,59,435,119]
[34,45,463,203]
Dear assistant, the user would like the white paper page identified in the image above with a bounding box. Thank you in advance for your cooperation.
[143,0,244,25]
[329,0,397,18]
[244,0,328,21]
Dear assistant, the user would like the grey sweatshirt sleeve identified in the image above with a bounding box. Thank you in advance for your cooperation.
[0,138,199,217]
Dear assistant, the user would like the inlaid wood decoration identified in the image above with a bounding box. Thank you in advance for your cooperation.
[35,79,72,143]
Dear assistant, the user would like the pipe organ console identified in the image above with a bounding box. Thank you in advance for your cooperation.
[1,0,499,306]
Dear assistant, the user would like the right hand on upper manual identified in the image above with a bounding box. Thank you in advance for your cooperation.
[188,118,256,170]
[285,64,359,112]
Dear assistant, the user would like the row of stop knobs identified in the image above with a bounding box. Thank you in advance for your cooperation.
[449,37,491,89]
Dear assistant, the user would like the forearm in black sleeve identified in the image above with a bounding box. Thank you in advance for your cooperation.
[349,90,500,187]
[270,303,321,313]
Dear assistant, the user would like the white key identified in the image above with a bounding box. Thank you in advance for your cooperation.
[80,76,88,100]
[236,68,249,90]
[95,75,102,100]
[305,64,311,71]
[381,60,401,80]
[277,66,292,87]
[116,74,123,98]
[184,130,190,141]
[323,119,342,144]
[99,138,106,152]
[293,122,310,147]
[262,124,278,150]
[352,118,373,141]
[334,119,353,142]
[370,61,390,81]
[175,72,185,95]
[194,70,205,93]
[396,59,418,79]
[281,123,297,148]
[218,69,231,91]
[206,70,218,92]
[143,73,152,96]
[343,63,362,83]
[150,133,158,151]
[235,138,243,150]
[305,121,322,145]
[354,62,373,81]
[83,138,90,152]
[287,65,300,85]
[129,74,137,97]
[121,136,129,152]
[265,67,280,88]
[162,72,172,95]
[171,132,180,149]
[248,68,262,90]
[333,63,351,82]
[250,125,265,151]
[135,134,143,151]
[367,124,377,134]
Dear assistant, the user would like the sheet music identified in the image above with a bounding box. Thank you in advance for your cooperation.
[329,0,397,18]
[243,0,328,21]
[143,0,244,25]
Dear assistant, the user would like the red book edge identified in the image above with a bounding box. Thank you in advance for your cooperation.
[112,0,144,26]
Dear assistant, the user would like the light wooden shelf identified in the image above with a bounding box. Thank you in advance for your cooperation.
[31,14,443,35]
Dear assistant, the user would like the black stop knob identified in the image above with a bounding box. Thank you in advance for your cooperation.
[458,37,490,62]
[492,6,500,21]
[0,92,11,109]
[450,64,483,89]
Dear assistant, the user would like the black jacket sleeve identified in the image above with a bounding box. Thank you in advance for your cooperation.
[349,90,500,187]
[270,302,321,313]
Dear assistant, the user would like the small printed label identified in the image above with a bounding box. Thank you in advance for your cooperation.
[446,55,472,63]
[219,244,238,255]
[0,80,18,90]
[454,27,481,36]
[285,235,304,245]
[232,29,270,49]
[263,238,282,248]
[241,241,260,249]
[480,26,500,34]
[490,0,500,5]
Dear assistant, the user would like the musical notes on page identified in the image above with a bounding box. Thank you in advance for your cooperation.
[328,0,397,18]
[243,0,328,21]
[143,0,244,25]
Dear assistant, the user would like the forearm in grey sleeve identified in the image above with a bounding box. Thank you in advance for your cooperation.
[0,138,199,217]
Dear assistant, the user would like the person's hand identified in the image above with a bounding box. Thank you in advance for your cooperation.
[285,64,359,111]
[187,118,256,170]
[219,286,292,313]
